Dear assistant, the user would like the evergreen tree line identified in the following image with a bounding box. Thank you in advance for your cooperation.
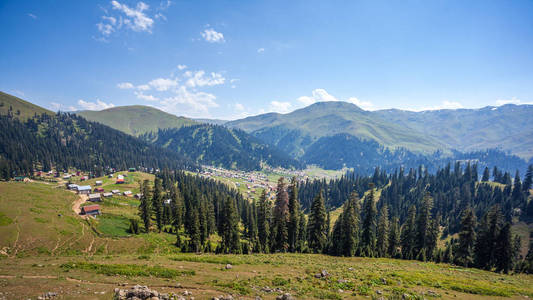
[0,113,196,179]
[135,164,532,274]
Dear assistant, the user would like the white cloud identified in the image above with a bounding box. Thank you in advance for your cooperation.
[495,97,533,106]
[159,86,219,117]
[96,1,157,39]
[77,99,115,111]
[347,97,374,110]
[257,48,265,53]
[149,78,179,91]
[185,71,225,88]
[50,102,76,111]
[177,64,187,70]
[117,82,134,89]
[134,91,158,101]
[28,13,37,19]
[201,28,225,43]
[111,1,154,32]
[137,84,151,91]
[297,88,338,105]
[269,101,292,113]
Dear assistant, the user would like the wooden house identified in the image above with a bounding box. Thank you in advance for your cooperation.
[88,193,101,202]
[77,185,92,195]
[95,180,103,186]
[80,205,100,216]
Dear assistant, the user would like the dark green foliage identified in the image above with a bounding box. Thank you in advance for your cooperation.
[287,177,300,252]
[360,185,377,257]
[329,191,360,256]
[128,218,140,235]
[376,205,389,257]
[139,180,152,233]
[456,208,476,267]
[152,177,163,232]
[145,124,302,171]
[401,206,417,260]
[257,190,271,253]
[0,113,195,179]
[308,191,327,253]
[220,197,240,253]
[272,177,289,252]
[387,216,401,258]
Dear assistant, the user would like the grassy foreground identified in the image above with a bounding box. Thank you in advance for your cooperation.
[1,181,533,299]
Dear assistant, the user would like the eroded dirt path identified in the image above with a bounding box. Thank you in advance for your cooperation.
[72,194,88,216]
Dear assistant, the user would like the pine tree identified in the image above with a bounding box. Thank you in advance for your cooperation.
[495,223,513,273]
[415,192,433,259]
[387,216,401,258]
[288,177,300,252]
[272,177,289,252]
[188,209,201,252]
[342,191,360,256]
[138,179,152,232]
[401,205,417,259]
[297,211,307,252]
[360,185,377,257]
[482,167,490,182]
[523,165,533,194]
[376,205,389,257]
[152,177,163,232]
[456,208,476,267]
[171,185,184,244]
[220,196,240,253]
[257,190,271,253]
[308,190,327,253]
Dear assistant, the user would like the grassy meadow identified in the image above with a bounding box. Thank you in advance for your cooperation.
[0,179,533,299]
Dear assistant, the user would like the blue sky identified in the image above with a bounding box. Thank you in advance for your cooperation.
[1,0,533,119]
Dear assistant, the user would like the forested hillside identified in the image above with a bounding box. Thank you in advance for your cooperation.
[145,124,303,171]
[0,113,196,179]
[77,105,197,136]
[123,162,533,274]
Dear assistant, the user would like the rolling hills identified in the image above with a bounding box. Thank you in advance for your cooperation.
[77,105,198,136]
[375,104,533,159]
[0,91,53,120]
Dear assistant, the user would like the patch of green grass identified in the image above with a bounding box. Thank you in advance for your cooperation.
[0,212,13,226]
[60,262,194,278]
[97,214,130,237]
[34,217,49,223]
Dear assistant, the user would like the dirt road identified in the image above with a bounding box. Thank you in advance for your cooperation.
[72,194,88,215]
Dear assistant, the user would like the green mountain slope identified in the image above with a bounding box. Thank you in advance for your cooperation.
[146,124,303,171]
[77,105,197,136]
[0,91,53,120]
[375,104,533,159]
[226,101,445,157]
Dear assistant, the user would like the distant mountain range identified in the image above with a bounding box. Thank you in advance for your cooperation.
[2,90,531,173]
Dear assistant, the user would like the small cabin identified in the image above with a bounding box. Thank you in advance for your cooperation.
[81,205,100,216]
[94,187,104,193]
[108,174,114,178]
[77,185,92,195]
[134,193,143,199]
[67,184,79,190]
[88,193,101,202]
[103,192,113,198]
[111,189,120,194]
[14,176,27,182]
[123,191,132,197]
[95,180,103,186]
[128,168,136,172]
